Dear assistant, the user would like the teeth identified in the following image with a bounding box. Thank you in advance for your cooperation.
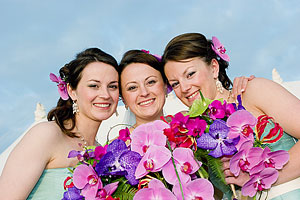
[139,99,154,105]
[94,103,110,108]
[187,91,198,99]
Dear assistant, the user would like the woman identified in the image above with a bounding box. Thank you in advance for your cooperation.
[118,49,252,133]
[162,32,300,199]
[0,48,120,199]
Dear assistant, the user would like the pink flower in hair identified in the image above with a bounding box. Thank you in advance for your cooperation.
[50,73,69,100]
[211,36,230,62]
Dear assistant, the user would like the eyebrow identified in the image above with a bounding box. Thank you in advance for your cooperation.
[125,75,158,87]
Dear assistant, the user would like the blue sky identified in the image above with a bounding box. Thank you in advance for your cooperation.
[1,0,300,153]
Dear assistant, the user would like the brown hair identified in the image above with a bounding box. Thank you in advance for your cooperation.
[47,48,118,137]
[162,33,232,89]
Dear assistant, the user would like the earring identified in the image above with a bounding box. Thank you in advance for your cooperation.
[72,100,79,114]
[125,105,128,110]
[216,79,224,94]
[115,109,119,117]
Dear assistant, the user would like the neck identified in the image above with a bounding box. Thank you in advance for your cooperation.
[215,89,233,103]
[134,111,164,128]
[74,114,101,146]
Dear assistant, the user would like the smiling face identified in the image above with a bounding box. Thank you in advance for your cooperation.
[69,62,119,122]
[121,63,166,123]
[164,57,219,107]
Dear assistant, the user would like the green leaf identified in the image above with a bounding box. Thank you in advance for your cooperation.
[187,91,213,117]
[112,177,138,200]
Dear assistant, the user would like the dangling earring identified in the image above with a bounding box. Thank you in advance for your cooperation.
[115,109,119,117]
[125,105,128,110]
[72,100,79,114]
[216,79,224,94]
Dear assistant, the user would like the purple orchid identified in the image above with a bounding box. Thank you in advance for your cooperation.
[249,146,289,175]
[95,139,142,185]
[173,178,214,200]
[208,100,225,120]
[232,95,245,111]
[62,186,84,200]
[133,179,176,200]
[211,36,230,62]
[242,168,278,197]
[50,73,69,100]
[227,109,257,150]
[68,149,94,162]
[162,147,200,185]
[73,164,103,200]
[135,145,171,179]
[230,141,263,176]
[186,117,207,137]
[197,119,239,158]
[131,120,169,156]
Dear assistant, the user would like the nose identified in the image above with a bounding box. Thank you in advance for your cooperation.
[180,81,191,93]
[139,85,150,97]
[98,88,110,99]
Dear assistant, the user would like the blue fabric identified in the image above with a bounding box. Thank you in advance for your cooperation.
[27,168,71,200]
[260,120,299,199]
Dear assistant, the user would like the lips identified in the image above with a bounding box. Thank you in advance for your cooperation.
[186,91,199,100]
[138,98,155,106]
[93,103,110,108]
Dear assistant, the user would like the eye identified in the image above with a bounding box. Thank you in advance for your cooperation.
[127,85,137,91]
[147,79,157,85]
[171,82,179,88]
[109,84,118,90]
[88,84,99,88]
[187,71,195,78]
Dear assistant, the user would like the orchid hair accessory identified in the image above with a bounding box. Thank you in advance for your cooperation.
[141,49,162,62]
[50,73,69,100]
[211,36,230,62]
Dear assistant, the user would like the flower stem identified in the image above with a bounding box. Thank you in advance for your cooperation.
[230,184,238,199]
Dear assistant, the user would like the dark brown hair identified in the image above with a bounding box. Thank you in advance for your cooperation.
[162,33,232,89]
[118,50,166,96]
[47,48,118,137]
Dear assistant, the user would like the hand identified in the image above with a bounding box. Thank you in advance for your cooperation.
[221,156,250,187]
[232,75,255,98]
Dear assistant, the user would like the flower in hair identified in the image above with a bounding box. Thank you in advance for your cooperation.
[211,36,230,62]
[141,49,162,62]
[50,73,69,100]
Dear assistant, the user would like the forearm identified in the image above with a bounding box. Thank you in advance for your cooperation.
[275,140,300,185]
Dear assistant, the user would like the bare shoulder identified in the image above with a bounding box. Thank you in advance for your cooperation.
[25,121,62,141]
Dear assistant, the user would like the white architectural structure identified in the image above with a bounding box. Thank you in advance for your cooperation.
[1,69,299,174]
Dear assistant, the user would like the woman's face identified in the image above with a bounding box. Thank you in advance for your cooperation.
[121,63,166,122]
[164,57,219,107]
[69,62,119,122]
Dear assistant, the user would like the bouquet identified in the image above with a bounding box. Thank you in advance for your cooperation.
[62,92,289,200]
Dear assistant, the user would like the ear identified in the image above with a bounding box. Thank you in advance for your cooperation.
[211,59,220,79]
[67,84,77,101]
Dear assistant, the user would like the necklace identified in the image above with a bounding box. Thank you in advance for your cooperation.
[77,132,88,150]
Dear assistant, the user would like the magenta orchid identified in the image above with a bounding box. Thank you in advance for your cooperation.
[208,100,225,120]
[73,164,103,200]
[186,117,207,137]
[227,109,257,150]
[49,73,69,100]
[95,182,119,200]
[230,141,263,176]
[133,179,176,200]
[173,178,214,200]
[249,146,289,175]
[242,168,278,197]
[211,36,230,62]
[118,127,131,143]
[135,145,171,179]
[162,147,200,185]
[131,120,169,156]
[223,101,236,117]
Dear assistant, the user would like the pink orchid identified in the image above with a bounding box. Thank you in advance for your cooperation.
[49,73,69,100]
[211,36,230,62]
[133,179,176,200]
[249,146,289,175]
[227,110,257,150]
[242,168,278,197]
[208,100,225,120]
[131,120,169,156]
[230,141,263,176]
[96,182,119,200]
[173,178,214,200]
[73,164,103,200]
[135,145,171,179]
[162,147,200,185]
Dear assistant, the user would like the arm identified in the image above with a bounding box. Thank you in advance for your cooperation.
[224,78,300,186]
[231,75,255,98]
[0,122,56,199]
